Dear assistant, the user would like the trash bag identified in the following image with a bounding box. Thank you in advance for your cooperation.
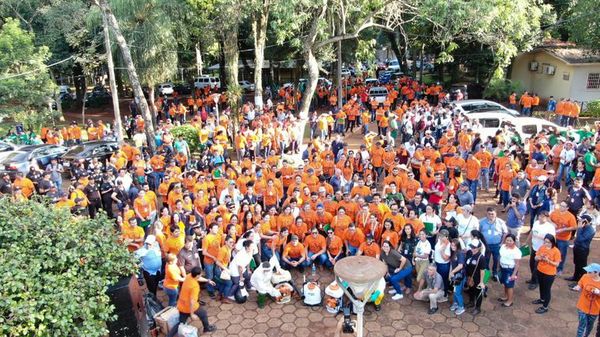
[143,292,164,329]
[235,289,248,304]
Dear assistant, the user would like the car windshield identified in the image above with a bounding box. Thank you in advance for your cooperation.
[2,151,28,162]
[64,145,87,155]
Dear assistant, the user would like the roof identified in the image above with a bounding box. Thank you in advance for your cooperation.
[543,48,600,65]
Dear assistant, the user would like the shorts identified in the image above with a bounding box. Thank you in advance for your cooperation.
[500,267,515,288]
[415,259,429,282]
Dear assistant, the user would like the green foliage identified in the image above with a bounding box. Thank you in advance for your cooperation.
[0,18,55,119]
[582,100,600,118]
[483,79,522,101]
[567,0,600,51]
[170,125,200,152]
[0,198,137,337]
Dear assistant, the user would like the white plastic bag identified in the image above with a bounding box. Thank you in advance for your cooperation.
[177,323,198,337]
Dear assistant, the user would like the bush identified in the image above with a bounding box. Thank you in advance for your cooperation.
[483,79,523,102]
[170,124,201,152]
[582,100,600,118]
[0,198,136,337]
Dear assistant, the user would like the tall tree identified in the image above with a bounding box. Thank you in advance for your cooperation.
[566,0,600,50]
[250,0,272,110]
[0,18,55,120]
[94,0,156,153]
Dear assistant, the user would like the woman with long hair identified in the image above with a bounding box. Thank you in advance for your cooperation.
[498,234,522,307]
[381,219,400,249]
[533,234,561,314]
[399,224,418,260]
[449,238,466,315]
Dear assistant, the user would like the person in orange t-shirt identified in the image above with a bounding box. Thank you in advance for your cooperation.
[303,229,327,266]
[549,202,577,273]
[282,235,307,270]
[534,234,561,313]
[343,224,366,256]
[164,253,186,306]
[465,154,481,201]
[176,267,216,332]
[573,265,600,335]
[325,228,344,268]
[357,234,381,259]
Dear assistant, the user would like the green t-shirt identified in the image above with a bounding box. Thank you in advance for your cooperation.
[584,151,597,172]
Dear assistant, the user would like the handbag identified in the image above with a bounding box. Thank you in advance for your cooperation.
[220,268,231,280]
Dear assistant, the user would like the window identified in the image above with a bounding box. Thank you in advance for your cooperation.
[587,73,600,89]
[522,125,537,135]
[479,118,500,128]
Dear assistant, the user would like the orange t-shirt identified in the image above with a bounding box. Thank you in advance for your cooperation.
[549,210,577,241]
[536,245,561,276]
[359,242,381,257]
[344,228,366,248]
[177,275,200,314]
[327,235,344,256]
[304,234,327,254]
[577,274,600,315]
[283,242,306,259]
[164,263,182,290]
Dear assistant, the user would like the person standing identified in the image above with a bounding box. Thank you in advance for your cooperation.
[164,253,185,307]
[572,263,600,337]
[525,176,548,227]
[498,234,522,307]
[135,235,163,296]
[479,208,508,282]
[568,177,591,217]
[526,211,556,290]
[166,267,216,337]
[567,214,597,286]
[550,202,578,275]
[45,158,63,191]
[505,193,527,245]
[532,234,561,314]
[465,239,486,315]
[449,239,466,315]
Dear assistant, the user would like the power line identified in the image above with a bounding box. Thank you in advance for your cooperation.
[0,55,75,81]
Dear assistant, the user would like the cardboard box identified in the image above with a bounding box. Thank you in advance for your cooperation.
[154,306,179,334]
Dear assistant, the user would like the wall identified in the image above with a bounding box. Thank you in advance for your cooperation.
[569,65,600,102]
[510,51,572,100]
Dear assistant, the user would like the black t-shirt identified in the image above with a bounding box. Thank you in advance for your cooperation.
[100,182,114,199]
[84,184,101,201]
[0,181,12,195]
[37,179,52,195]
[465,251,485,283]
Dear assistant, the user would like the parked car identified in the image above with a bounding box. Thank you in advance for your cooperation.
[365,78,379,86]
[0,144,68,176]
[61,141,120,175]
[194,76,221,90]
[158,83,174,96]
[0,141,18,163]
[467,112,563,145]
[341,68,352,77]
[450,99,520,116]
[238,80,256,91]
[84,90,112,107]
[368,86,389,104]
[173,83,193,95]
[387,60,400,72]
[414,61,434,72]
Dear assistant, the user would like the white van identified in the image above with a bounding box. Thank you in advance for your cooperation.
[368,86,389,104]
[194,76,221,90]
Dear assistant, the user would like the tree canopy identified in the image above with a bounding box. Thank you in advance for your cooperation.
[0,198,136,337]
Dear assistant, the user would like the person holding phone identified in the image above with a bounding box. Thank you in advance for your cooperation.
[532,234,561,314]
[573,263,600,337]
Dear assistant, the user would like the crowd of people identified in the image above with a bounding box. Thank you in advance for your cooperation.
[2,75,600,337]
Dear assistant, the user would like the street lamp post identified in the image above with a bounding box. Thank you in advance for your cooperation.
[212,93,221,123]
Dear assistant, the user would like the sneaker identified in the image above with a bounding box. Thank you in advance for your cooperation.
[392,294,404,300]
[437,296,449,303]
[388,289,397,295]
[227,296,235,301]
[471,308,481,315]
[531,299,544,305]
[528,283,538,290]
[449,303,458,311]
[428,307,438,315]
[455,307,466,315]
[493,275,500,283]
[203,324,217,332]
[535,306,549,314]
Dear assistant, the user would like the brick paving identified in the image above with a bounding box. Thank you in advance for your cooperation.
[154,127,596,337]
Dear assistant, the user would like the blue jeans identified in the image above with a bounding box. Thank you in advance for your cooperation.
[529,205,542,227]
[480,168,490,190]
[347,245,358,256]
[386,266,413,294]
[261,243,274,262]
[522,107,531,116]
[452,277,466,309]
[228,271,251,298]
[578,309,598,337]
[558,163,571,185]
[214,267,232,296]
[324,254,343,269]
[304,252,327,267]
[204,263,216,295]
[500,190,510,208]
[485,243,501,276]
[556,239,569,272]
[282,257,302,270]
[164,287,178,307]
[468,179,479,202]
[436,262,451,294]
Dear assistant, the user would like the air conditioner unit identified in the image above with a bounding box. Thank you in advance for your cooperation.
[543,64,556,75]
[529,61,539,71]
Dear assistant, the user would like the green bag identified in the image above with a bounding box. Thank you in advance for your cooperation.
[424,222,434,235]
[483,269,492,284]
[519,245,531,257]
[249,258,257,270]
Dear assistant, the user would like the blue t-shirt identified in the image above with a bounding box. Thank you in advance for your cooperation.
[507,201,527,229]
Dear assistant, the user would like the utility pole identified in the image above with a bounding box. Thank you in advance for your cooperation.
[102,10,123,142]
[337,40,343,110]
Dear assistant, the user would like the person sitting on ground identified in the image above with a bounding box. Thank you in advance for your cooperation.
[413,264,446,315]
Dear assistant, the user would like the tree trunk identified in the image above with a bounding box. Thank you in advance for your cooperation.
[218,39,226,87]
[102,9,123,143]
[386,31,403,64]
[299,48,319,119]
[148,83,158,130]
[73,63,86,107]
[97,0,156,153]
[195,42,203,76]
[252,0,270,110]
[115,68,125,96]
[222,25,239,89]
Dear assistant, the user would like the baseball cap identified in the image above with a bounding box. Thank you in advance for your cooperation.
[469,239,482,249]
[580,214,593,223]
[584,263,600,273]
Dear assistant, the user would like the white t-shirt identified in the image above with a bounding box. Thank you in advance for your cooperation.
[531,221,556,251]
[499,244,522,268]
[419,213,442,233]
[433,241,451,264]
[229,248,253,277]
[414,240,432,261]
[456,214,479,244]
